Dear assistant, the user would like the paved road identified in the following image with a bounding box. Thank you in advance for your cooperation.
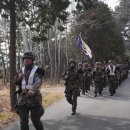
[2,75,130,130]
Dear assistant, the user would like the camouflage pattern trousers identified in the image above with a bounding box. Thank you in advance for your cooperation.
[94,81,103,95]
[65,86,80,112]
[108,80,116,95]
[16,105,44,130]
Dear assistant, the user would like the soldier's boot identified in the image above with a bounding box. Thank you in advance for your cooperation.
[82,87,85,95]
[99,90,102,96]
[99,92,102,96]
[113,90,116,94]
[110,92,113,96]
[71,107,76,115]
[85,87,88,93]
[71,110,76,115]
[71,97,77,115]
[85,90,88,93]
[113,87,116,94]
[94,92,97,97]
[82,92,85,95]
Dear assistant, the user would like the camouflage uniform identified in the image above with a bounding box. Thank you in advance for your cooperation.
[63,59,80,115]
[92,62,104,97]
[83,63,92,93]
[101,66,107,89]
[106,60,118,96]
[14,52,45,130]
[77,63,84,95]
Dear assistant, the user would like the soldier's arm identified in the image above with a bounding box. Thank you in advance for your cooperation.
[62,70,68,80]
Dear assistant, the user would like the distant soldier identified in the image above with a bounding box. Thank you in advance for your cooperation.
[83,62,92,93]
[106,60,118,96]
[62,59,80,115]
[115,64,122,89]
[14,52,45,130]
[91,62,104,97]
[101,64,107,90]
[77,62,84,95]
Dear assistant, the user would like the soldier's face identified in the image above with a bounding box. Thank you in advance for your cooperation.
[70,63,75,67]
[83,65,88,69]
[96,64,100,68]
[99,65,102,68]
[23,58,33,66]
[110,63,114,66]
[78,65,82,69]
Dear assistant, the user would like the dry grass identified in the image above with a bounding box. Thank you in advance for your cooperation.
[0,112,17,128]
[0,87,64,129]
[42,80,65,88]
[0,88,17,128]
[43,92,64,107]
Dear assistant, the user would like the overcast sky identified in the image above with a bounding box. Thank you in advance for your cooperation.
[100,0,120,10]
[69,0,120,11]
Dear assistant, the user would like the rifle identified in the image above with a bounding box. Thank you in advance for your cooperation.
[14,74,22,95]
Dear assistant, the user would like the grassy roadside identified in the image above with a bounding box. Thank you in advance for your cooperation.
[43,92,64,107]
[0,88,64,129]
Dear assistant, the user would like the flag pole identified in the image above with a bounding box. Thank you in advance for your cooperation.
[82,50,84,63]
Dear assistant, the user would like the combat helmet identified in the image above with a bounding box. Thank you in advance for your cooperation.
[95,62,102,66]
[109,60,114,64]
[69,59,76,64]
[78,62,83,66]
[23,51,35,61]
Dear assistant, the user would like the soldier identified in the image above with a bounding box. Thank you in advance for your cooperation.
[106,60,118,96]
[83,62,92,93]
[62,59,80,115]
[77,62,84,95]
[91,62,104,97]
[14,52,45,130]
[101,64,107,89]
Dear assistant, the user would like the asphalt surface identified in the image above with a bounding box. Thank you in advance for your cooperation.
[2,75,130,130]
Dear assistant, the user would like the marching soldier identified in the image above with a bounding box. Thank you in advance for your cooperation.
[91,62,104,97]
[83,62,92,93]
[106,60,118,96]
[77,62,84,95]
[14,52,45,130]
[101,65,107,89]
[62,59,80,115]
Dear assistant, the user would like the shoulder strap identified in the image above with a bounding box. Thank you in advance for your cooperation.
[22,66,25,74]
[28,65,38,85]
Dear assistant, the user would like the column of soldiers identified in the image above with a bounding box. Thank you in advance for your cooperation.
[63,59,129,115]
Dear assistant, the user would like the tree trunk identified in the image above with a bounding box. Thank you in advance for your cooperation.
[9,0,17,111]
[48,29,53,84]
[65,36,69,68]
[57,37,61,83]
[17,28,21,71]
[54,35,57,83]
[1,55,7,85]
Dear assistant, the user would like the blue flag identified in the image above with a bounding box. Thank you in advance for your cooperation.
[77,35,92,59]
